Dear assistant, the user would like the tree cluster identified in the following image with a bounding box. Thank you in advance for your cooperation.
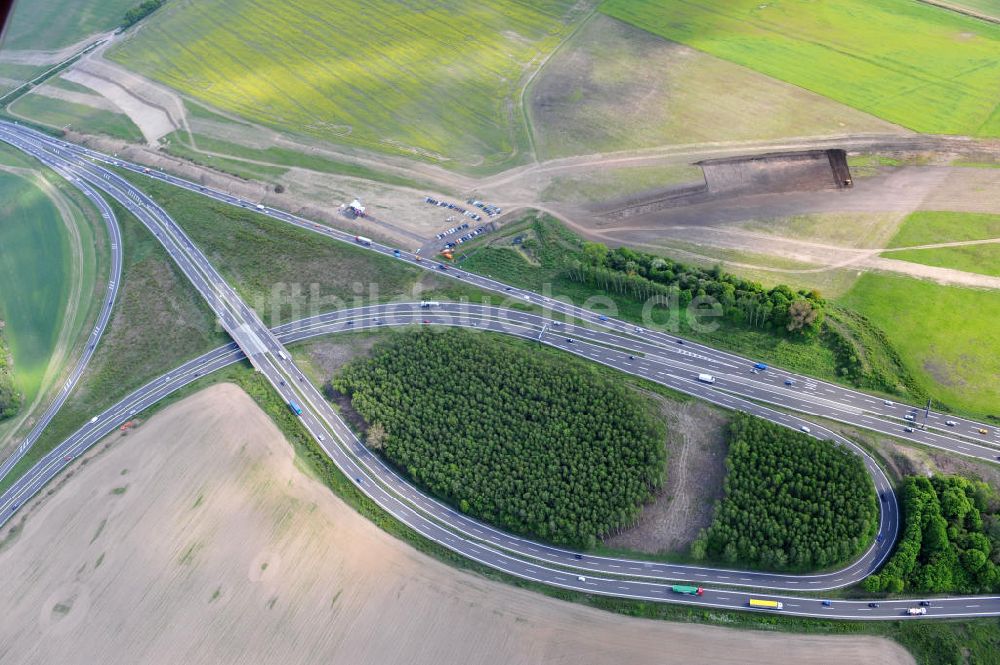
[865,475,1000,594]
[693,414,877,570]
[332,329,666,548]
[566,243,824,336]
[0,328,22,421]
[122,0,166,29]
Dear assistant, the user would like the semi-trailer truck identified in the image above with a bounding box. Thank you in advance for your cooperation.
[697,374,716,384]
[749,598,783,610]
[671,585,704,596]
[355,235,372,246]
[288,400,303,416]
[907,607,927,616]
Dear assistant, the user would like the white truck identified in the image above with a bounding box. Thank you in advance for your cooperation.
[420,301,440,308]
[906,607,927,616]
[355,235,372,246]
[697,374,716,384]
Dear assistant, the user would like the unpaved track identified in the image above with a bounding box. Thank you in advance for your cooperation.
[0,384,913,665]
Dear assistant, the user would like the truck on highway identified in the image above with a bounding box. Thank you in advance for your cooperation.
[288,400,303,416]
[420,301,440,308]
[697,374,716,384]
[355,235,372,246]
[907,607,927,616]
[671,585,704,596]
[749,598,783,610]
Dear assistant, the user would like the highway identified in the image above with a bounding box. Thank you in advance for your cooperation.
[12,120,993,453]
[0,160,122,481]
[1,121,999,620]
[3,303,1000,619]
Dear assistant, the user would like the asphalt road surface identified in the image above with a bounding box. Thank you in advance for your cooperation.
[1,122,998,620]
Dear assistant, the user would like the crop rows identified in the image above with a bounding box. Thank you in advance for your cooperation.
[109,0,584,169]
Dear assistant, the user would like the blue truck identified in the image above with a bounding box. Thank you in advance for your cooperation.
[288,400,303,416]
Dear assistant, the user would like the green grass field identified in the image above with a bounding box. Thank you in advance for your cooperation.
[0,170,95,423]
[839,273,1000,418]
[600,0,1000,137]
[2,0,136,51]
[886,211,1000,247]
[109,0,588,171]
[8,93,144,142]
[887,243,1000,278]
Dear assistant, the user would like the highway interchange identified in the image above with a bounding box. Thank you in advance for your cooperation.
[1,120,1000,620]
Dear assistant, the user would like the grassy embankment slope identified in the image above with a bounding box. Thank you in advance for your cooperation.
[109,0,590,172]
[0,146,105,445]
[114,169,502,325]
[600,0,1000,137]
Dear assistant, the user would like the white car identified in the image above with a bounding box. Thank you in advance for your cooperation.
[577,576,586,582]
[800,426,811,433]
[946,420,957,426]
[884,400,894,406]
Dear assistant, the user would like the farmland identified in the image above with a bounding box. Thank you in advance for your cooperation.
[1,0,135,50]
[838,273,1000,417]
[529,13,902,159]
[0,159,102,447]
[600,0,1000,137]
[108,0,591,171]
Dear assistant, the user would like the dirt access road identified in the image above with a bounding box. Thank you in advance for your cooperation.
[0,384,912,665]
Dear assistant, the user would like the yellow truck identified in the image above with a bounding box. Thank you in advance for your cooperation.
[748,598,783,610]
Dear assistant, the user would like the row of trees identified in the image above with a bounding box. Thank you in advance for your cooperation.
[692,414,877,571]
[122,0,166,29]
[0,327,21,421]
[566,243,824,335]
[866,475,1000,594]
[332,329,666,548]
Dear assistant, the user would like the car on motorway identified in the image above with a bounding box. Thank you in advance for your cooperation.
[904,413,915,421]
[822,600,832,607]
[318,434,325,441]
[904,426,915,433]
[784,379,794,386]
[880,492,888,502]
[800,425,811,433]
[63,454,73,461]
[423,320,430,324]
[577,576,586,582]
[11,503,18,511]
[884,400,894,406]
[869,602,880,608]
[574,554,583,560]
[598,315,608,321]
[565,338,574,343]
[979,428,990,435]
[946,420,957,426]
[919,600,931,607]
[628,355,635,360]
[675,339,684,344]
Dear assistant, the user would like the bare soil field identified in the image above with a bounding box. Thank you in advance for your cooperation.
[606,399,729,554]
[0,384,913,665]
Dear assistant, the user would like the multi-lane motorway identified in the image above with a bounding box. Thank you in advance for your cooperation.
[1,121,999,620]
